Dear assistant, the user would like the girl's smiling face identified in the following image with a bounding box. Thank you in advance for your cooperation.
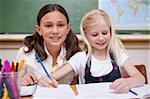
[36,11,71,47]
[85,19,111,52]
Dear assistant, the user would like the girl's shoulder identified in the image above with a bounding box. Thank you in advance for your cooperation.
[118,49,129,66]
[119,49,128,58]
[69,51,87,61]
[74,51,87,57]
[18,46,34,55]
[18,46,26,53]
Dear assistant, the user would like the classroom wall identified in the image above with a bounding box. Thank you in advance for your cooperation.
[127,49,150,84]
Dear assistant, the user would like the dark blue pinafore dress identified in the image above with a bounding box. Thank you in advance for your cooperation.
[84,53,121,84]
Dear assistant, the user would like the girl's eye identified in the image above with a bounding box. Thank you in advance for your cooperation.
[91,33,98,36]
[45,24,53,27]
[58,24,65,27]
[102,32,107,35]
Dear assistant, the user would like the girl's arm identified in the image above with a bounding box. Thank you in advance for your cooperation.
[122,58,145,87]
[110,58,145,93]
[52,63,75,80]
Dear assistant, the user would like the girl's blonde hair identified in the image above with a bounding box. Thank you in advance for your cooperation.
[80,9,125,65]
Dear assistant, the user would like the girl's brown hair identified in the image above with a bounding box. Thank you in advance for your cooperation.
[24,4,80,61]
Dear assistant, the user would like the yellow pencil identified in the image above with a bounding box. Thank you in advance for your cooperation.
[70,85,78,96]
[2,87,10,99]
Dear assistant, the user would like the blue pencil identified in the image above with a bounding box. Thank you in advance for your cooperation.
[129,89,138,96]
[35,51,52,80]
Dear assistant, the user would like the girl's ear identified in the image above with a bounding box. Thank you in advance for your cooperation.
[35,25,42,36]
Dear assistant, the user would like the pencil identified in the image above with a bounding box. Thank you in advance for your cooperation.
[15,62,18,72]
[129,89,138,96]
[18,60,24,71]
[70,85,78,96]
[0,59,2,70]
[35,51,52,79]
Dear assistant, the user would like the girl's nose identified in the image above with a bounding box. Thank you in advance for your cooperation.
[98,34,104,41]
[52,26,58,35]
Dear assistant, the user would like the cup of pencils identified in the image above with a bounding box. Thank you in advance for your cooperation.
[0,60,24,99]
[1,72,22,99]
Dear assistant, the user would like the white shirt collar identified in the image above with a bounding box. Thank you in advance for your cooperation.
[44,43,67,66]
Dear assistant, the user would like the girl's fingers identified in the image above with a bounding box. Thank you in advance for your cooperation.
[113,83,129,93]
[30,73,38,83]
[22,79,28,86]
[39,80,51,87]
[47,79,58,88]
[110,78,130,93]
[110,80,121,89]
[22,73,37,86]
[52,79,58,87]
[23,76,31,86]
[38,76,58,87]
[38,79,54,87]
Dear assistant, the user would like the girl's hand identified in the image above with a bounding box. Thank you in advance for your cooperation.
[22,72,37,86]
[38,76,58,88]
[109,78,130,93]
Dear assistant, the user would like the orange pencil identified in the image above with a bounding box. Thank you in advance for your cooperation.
[18,60,24,71]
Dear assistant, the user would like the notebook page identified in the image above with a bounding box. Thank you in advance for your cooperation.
[76,83,139,98]
[131,84,150,98]
[20,84,37,96]
[33,84,75,97]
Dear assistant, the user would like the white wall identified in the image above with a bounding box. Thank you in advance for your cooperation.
[127,49,150,84]
[0,49,19,61]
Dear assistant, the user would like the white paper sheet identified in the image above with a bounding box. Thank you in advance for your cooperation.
[20,84,37,96]
[30,83,150,99]
[33,84,75,98]
[131,84,150,98]
[76,83,150,99]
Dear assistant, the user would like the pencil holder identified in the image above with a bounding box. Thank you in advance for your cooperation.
[2,72,22,99]
[0,73,4,98]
